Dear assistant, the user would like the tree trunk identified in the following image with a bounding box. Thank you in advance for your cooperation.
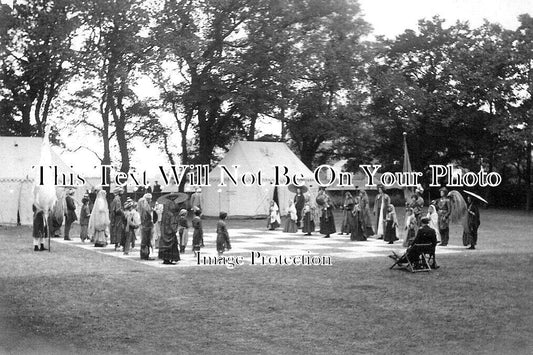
[197,108,215,165]
[247,112,258,141]
[21,105,32,136]
[280,106,286,141]
[526,141,532,211]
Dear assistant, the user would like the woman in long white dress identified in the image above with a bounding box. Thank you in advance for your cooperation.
[88,190,110,247]
[426,204,441,242]
[267,201,281,230]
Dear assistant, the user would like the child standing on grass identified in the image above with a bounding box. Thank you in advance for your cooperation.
[79,196,91,242]
[178,209,189,253]
[216,212,231,255]
[301,197,315,236]
[192,209,203,255]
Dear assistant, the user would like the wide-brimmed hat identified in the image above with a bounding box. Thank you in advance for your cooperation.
[179,209,187,216]
[288,184,308,194]
[124,198,134,209]
[421,217,430,224]
[113,186,123,194]
[439,186,448,193]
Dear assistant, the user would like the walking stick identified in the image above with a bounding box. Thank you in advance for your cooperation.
[47,213,51,252]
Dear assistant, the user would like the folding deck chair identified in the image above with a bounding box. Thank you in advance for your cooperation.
[389,243,435,273]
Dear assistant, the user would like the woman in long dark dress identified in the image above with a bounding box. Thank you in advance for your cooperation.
[217,212,231,255]
[340,192,355,235]
[319,193,336,238]
[463,196,480,249]
[158,197,181,264]
[192,209,203,254]
[350,197,366,241]
[294,188,306,228]
[384,204,399,244]
[359,190,374,237]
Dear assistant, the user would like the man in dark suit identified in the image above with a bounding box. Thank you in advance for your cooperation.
[64,189,78,241]
[392,217,438,268]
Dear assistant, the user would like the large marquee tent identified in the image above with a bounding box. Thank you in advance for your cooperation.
[202,141,319,218]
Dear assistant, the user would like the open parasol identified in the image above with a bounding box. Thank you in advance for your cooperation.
[157,192,188,204]
[288,184,308,194]
[463,190,488,204]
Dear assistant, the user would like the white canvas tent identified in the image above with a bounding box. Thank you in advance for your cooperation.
[0,137,90,225]
[202,141,318,218]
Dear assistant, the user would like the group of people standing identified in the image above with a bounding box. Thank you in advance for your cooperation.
[267,187,376,241]
[84,188,159,260]
[32,188,78,251]
[268,184,481,249]
[33,186,213,265]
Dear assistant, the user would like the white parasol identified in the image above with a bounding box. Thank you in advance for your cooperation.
[463,190,488,204]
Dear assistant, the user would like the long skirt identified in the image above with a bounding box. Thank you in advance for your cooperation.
[283,218,298,233]
[350,217,366,241]
[94,230,107,247]
[302,213,315,234]
[341,211,353,234]
[192,229,203,251]
[267,217,280,230]
[111,220,125,245]
[319,214,336,235]
[158,232,180,262]
[80,224,89,242]
[384,220,398,243]
[362,209,374,236]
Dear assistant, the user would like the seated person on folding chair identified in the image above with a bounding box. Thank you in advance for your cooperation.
[391,217,438,269]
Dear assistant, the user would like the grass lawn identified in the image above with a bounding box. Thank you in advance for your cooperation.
[0,209,532,354]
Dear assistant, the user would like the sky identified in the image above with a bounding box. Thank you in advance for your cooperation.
[358,0,532,39]
[49,0,533,177]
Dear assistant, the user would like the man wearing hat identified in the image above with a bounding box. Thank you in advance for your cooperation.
[122,198,140,255]
[392,217,438,268]
[110,186,125,251]
[373,184,390,239]
[64,188,78,241]
[190,188,202,212]
[79,194,91,242]
[436,187,451,246]
[294,188,306,229]
[138,193,155,260]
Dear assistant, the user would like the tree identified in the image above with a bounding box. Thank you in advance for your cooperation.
[284,0,370,167]
[78,0,152,173]
[510,14,533,210]
[151,0,369,166]
[0,0,81,136]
